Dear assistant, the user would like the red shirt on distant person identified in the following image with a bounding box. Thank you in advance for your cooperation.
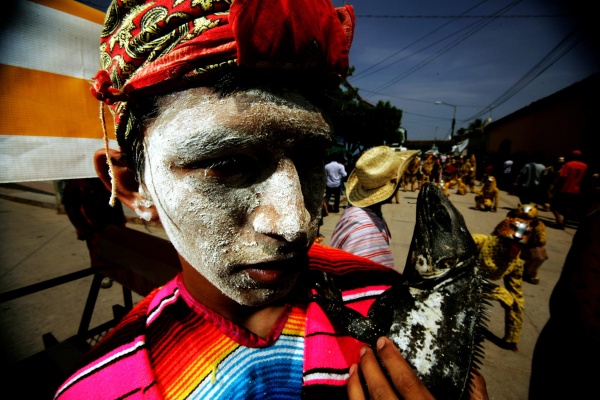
[558,158,587,194]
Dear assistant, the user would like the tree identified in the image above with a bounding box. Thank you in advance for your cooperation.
[324,68,404,156]
[455,118,491,155]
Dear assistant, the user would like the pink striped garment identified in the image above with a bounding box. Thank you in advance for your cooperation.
[54,244,398,399]
[329,206,395,268]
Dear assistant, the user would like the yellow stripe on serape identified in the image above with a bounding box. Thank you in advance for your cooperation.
[282,305,307,337]
[164,337,239,399]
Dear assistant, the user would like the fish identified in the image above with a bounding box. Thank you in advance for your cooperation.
[314,183,492,399]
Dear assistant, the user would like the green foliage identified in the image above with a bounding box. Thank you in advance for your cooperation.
[324,68,404,155]
[457,118,491,141]
[455,118,491,155]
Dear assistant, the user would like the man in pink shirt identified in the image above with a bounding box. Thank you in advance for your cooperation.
[551,150,588,229]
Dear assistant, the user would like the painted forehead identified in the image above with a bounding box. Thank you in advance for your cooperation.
[156,85,325,114]
[148,86,334,147]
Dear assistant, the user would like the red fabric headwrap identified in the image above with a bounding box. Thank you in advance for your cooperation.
[91,0,354,145]
[231,0,353,75]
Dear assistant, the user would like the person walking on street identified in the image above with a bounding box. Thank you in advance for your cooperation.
[62,178,127,289]
[324,153,347,213]
[540,156,564,211]
[420,152,434,186]
[500,158,513,191]
[473,212,535,352]
[551,150,588,229]
[515,154,545,205]
[330,147,418,268]
[402,153,421,192]
[461,154,477,193]
[517,204,549,285]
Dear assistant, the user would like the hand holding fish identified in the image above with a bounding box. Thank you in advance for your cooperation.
[347,337,434,400]
[315,184,492,399]
[348,337,490,400]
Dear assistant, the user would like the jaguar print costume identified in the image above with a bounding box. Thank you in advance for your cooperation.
[472,213,534,350]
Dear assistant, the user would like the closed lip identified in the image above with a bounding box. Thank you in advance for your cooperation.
[237,255,308,284]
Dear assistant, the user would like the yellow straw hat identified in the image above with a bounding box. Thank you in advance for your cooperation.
[347,147,420,207]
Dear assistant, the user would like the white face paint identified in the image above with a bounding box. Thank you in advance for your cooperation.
[142,87,332,306]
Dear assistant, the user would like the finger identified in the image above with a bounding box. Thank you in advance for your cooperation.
[358,345,397,399]
[375,337,434,400]
[347,364,367,400]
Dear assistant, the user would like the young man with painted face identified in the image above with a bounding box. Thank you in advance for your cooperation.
[55,1,487,399]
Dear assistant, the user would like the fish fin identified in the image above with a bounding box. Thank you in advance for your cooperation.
[463,274,494,399]
[313,272,362,325]
[313,272,388,342]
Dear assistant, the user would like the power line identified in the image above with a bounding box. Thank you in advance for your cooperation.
[465,27,584,121]
[358,0,524,95]
[352,0,488,80]
[403,110,454,121]
[357,88,472,106]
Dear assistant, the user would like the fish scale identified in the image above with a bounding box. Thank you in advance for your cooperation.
[315,183,493,400]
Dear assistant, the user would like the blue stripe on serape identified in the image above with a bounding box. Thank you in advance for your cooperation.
[188,335,304,399]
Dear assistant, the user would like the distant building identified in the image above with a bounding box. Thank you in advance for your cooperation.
[404,140,452,154]
[483,73,599,170]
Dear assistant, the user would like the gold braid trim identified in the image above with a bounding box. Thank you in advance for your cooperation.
[99,102,117,207]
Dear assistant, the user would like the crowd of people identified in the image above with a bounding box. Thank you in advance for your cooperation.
[322,146,593,356]
[327,148,592,229]
[509,149,590,228]
[321,143,598,393]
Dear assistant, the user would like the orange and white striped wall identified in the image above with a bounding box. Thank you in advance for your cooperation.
[0,0,116,183]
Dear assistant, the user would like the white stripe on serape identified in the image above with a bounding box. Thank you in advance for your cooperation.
[342,288,387,302]
[303,370,350,383]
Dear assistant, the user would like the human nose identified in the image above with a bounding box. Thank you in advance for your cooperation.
[252,159,311,243]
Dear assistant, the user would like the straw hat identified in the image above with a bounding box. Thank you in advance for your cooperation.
[347,147,420,207]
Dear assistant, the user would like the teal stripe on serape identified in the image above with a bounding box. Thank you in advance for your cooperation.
[188,334,304,399]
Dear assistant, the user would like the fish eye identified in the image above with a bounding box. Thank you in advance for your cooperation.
[434,205,451,229]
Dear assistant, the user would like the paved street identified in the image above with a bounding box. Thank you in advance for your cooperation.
[0,182,577,399]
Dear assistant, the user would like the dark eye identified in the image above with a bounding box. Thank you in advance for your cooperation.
[184,155,258,179]
[434,205,451,229]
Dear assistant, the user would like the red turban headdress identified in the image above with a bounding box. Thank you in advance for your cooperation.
[91,0,355,145]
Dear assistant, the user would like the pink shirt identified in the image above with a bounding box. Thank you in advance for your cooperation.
[329,206,394,268]
[559,160,588,194]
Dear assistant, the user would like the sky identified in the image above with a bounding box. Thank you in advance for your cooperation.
[332,0,599,141]
[83,0,599,141]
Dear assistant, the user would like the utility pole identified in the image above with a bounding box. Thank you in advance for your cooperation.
[435,101,457,149]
